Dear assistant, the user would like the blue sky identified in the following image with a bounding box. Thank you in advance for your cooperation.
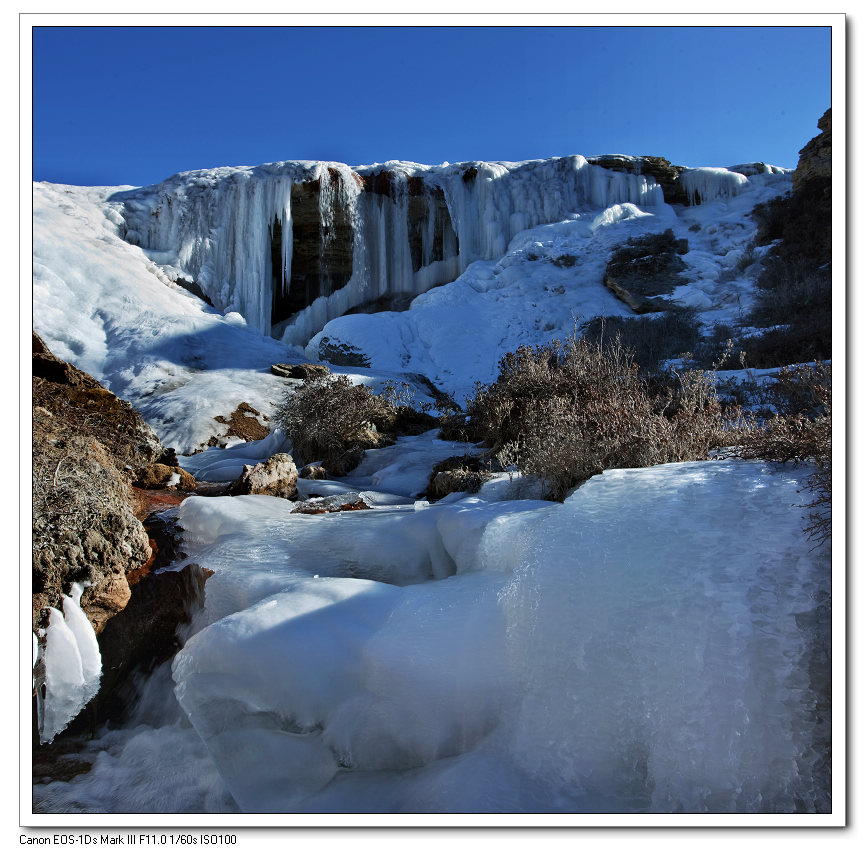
[32,25,832,187]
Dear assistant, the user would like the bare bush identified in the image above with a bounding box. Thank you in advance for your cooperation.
[465,335,740,500]
[273,374,395,470]
[580,310,702,375]
[727,363,831,546]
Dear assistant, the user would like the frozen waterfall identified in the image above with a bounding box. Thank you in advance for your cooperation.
[111,156,668,346]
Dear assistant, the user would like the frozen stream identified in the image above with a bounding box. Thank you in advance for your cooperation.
[33,433,830,815]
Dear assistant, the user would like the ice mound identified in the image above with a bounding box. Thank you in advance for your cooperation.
[171,459,829,813]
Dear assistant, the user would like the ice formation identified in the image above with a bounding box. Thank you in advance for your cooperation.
[35,583,102,744]
[112,156,667,344]
[680,166,750,205]
[165,458,829,813]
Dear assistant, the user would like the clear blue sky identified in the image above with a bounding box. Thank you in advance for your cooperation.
[32,25,832,187]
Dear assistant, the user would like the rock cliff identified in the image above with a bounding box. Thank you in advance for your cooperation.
[793,108,832,191]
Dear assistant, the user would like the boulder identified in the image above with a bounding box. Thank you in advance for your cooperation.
[271,362,331,380]
[316,336,372,368]
[228,453,299,499]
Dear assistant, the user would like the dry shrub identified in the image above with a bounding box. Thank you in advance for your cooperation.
[465,335,739,500]
[273,374,396,469]
[728,363,831,546]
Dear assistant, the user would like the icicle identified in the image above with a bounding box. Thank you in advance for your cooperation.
[680,167,749,205]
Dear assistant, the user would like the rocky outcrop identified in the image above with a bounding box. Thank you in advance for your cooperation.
[300,464,328,480]
[602,229,689,314]
[793,108,831,191]
[291,493,370,514]
[273,168,361,324]
[271,362,331,380]
[32,333,181,635]
[133,463,196,491]
[32,333,209,741]
[316,336,372,368]
[211,401,270,444]
[228,453,299,499]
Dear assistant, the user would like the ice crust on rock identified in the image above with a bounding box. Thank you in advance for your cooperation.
[680,166,750,205]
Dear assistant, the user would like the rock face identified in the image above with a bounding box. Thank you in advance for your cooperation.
[228,453,299,499]
[32,333,180,635]
[793,108,832,191]
[272,168,361,325]
[32,333,209,742]
[602,229,690,313]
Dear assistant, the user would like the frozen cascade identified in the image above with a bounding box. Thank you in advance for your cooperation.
[114,156,667,346]
[32,449,829,814]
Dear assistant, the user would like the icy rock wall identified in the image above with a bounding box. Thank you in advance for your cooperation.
[114,156,665,346]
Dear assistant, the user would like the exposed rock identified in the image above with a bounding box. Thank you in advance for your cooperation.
[425,455,492,501]
[134,463,196,491]
[272,168,360,324]
[212,401,270,443]
[587,155,689,205]
[173,275,214,306]
[271,362,331,380]
[87,562,210,725]
[299,464,328,480]
[32,333,207,742]
[32,332,173,471]
[228,452,299,499]
[603,229,689,314]
[793,108,831,191]
[291,493,371,514]
[316,336,372,368]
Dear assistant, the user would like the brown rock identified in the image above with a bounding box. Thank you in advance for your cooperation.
[134,464,196,491]
[228,453,299,499]
[271,362,331,380]
[793,108,831,191]
[300,464,328,480]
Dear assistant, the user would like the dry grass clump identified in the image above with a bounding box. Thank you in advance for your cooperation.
[464,335,739,500]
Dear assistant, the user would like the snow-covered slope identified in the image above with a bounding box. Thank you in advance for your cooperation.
[33,157,791,449]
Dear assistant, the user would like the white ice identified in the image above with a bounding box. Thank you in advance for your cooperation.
[36,583,102,745]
